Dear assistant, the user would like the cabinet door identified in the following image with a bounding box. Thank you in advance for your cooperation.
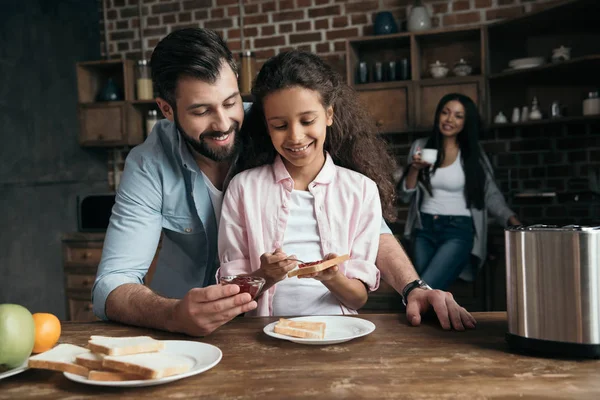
[68,298,97,322]
[418,82,480,129]
[357,87,409,133]
[79,104,126,146]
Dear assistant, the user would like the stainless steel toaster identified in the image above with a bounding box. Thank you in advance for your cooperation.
[505,224,600,358]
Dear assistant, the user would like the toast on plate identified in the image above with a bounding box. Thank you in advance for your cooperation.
[28,343,90,377]
[273,318,326,339]
[88,335,165,356]
[101,352,193,380]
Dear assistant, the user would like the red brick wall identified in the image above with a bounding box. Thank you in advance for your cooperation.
[99,0,566,72]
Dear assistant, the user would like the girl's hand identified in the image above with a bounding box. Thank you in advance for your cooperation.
[411,147,432,171]
[259,248,297,284]
[298,253,340,282]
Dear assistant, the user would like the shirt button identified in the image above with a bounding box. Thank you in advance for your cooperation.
[184,228,192,233]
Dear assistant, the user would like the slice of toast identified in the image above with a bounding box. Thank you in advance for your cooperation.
[28,344,90,377]
[102,352,193,380]
[88,336,165,356]
[88,370,145,381]
[273,318,326,339]
[75,352,105,370]
[287,254,350,278]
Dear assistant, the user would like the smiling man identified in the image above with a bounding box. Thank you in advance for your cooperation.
[92,28,476,337]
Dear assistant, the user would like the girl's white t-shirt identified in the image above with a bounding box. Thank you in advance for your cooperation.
[272,189,343,316]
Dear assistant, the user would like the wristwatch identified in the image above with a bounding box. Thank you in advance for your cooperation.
[401,279,432,306]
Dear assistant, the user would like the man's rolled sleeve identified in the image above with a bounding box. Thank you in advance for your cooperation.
[91,150,163,321]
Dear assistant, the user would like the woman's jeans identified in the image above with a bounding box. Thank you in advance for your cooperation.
[413,213,475,291]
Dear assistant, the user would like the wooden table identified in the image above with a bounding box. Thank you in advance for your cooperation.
[2,313,599,399]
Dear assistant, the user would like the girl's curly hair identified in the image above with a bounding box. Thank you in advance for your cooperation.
[236,50,397,222]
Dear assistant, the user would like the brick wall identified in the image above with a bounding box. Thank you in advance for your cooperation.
[99,0,565,73]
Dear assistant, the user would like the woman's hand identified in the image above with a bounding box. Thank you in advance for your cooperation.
[411,148,432,171]
[258,248,297,285]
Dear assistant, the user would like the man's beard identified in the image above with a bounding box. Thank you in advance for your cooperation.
[175,114,241,162]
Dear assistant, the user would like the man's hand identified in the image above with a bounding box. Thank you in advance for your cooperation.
[170,284,257,337]
[405,288,476,331]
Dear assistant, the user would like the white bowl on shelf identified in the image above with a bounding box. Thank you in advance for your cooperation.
[508,57,545,69]
[429,61,449,78]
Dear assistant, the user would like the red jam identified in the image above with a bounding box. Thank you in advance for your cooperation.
[299,259,324,268]
[220,276,265,299]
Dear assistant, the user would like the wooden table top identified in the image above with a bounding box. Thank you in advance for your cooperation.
[2,312,599,399]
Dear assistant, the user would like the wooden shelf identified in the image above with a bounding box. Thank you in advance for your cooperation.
[489,115,600,129]
[489,55,600,83]
[347,31,411,46]
[353,80,412,91]
[131,99,156,104]
[418,75,484,86]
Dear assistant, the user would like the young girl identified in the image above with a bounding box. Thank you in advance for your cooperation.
[217,50,397,317]
[399,93,521,291]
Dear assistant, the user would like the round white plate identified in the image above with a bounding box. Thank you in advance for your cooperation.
[63,340,222,387]
[264,316,376,345]
[0,361,28,380]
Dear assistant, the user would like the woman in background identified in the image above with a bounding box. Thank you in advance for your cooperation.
[398,93,521,290]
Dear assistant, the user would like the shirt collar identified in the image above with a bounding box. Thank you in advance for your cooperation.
[272,152,335,185]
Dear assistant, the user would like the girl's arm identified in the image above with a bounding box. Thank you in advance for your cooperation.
[301,255,368,310]
[309,178,383,310]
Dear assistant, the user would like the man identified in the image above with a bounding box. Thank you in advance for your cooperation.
[92,28,476,336]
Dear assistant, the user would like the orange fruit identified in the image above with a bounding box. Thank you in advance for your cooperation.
[31,313,61,354]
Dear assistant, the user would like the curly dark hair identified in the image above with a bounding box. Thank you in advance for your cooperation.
[236,50,397,222]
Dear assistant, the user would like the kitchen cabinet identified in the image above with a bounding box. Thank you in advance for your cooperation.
[345,0,600,134]
[487,0,600,127]
[346,26,486,134]
[76,60,156,147]
[62,233,161,321]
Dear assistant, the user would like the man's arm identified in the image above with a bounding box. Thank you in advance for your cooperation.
[375,232,477,330]
[92,149,164,323]
[93,150,256,336]
[376,233,419,294]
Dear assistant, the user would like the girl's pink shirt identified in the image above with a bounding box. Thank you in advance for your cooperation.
[217,153,381,316]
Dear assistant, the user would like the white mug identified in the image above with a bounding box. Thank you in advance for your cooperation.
[420,149,438,164]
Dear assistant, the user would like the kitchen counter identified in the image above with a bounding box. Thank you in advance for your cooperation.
[2,313,599,399]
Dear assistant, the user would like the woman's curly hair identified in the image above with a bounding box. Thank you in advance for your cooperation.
[236,50,397,222]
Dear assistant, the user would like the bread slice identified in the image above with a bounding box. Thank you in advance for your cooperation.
[88,370,145,381]
[88,336,165,356]
[102,352,193,379]
[273,318,326,339]
[75,352,105,370]
[287,254,350,278]
[28,344,90,377]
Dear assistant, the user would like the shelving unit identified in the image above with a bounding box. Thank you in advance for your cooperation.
[76,59,147,147]
[344,0,600,135]
[346,26,486,134]
[487,0,600,124]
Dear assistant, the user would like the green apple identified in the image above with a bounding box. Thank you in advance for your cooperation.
[0,304,35,370]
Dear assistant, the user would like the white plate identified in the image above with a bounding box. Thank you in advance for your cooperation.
[63,340,222,387]
[0,361,28,380]
[508,57,544,68]
[264,316,376,345]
